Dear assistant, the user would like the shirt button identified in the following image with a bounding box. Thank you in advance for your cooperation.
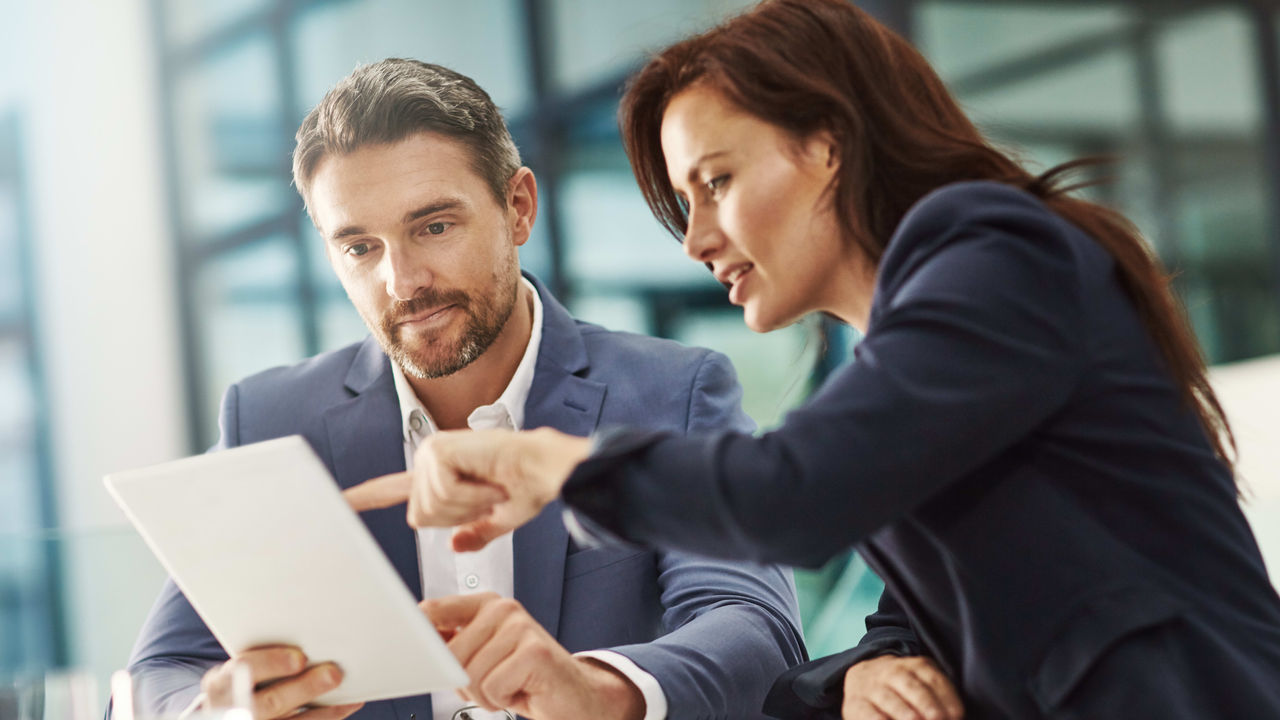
[410,411,425,431]
[464,573,480,589]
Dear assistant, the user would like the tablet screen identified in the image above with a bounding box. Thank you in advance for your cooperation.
[105,436,468,705]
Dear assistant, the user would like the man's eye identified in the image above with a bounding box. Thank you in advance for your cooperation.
[425,222,448,235]
[347,243,371,257]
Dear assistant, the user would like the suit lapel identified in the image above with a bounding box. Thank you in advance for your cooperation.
[320,338,423,599]
[514,276,606,640]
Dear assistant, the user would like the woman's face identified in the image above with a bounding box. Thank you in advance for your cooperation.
[660,84,865,332]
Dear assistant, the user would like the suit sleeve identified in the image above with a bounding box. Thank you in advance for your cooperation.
[563,199,1087,568]
[118,385,242,717]
[764,588,923,717]
[603,352,809,719]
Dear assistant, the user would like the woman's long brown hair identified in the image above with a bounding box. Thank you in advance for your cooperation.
[619,0,1235,472]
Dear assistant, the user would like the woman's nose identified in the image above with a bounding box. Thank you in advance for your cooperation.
[682,207,724,263]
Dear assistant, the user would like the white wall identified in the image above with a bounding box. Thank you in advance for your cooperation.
[17,0,183,688]
[1210,355,1280,578]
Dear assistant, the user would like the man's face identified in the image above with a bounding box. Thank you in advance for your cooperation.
[308,132,530,379]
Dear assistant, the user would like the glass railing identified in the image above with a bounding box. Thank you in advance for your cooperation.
[0,527,168,716]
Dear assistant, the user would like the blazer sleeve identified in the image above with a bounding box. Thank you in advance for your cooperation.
[562,193,1088,568]
[604,352,809,719]
[118,385,242,717]
[764,588,924,717]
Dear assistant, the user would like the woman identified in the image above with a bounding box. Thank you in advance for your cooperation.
[349,0,1280,717]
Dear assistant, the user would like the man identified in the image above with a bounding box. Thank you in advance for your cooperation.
[123,59,805,720]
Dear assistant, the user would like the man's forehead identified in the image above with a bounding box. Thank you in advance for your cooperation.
[309,139,487,237]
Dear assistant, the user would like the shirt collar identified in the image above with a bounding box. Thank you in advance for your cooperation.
[391,277,543,443]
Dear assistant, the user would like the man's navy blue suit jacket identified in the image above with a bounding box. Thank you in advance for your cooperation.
[563,182,1280,718]
[123,276,805,720]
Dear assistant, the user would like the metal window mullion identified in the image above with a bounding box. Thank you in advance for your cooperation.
[520,0,569,302]
[1250,1,1280,347]
[150,0,211,451]
[272,0,320,356]
[5,111,68,669]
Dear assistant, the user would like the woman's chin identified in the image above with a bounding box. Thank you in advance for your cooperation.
[743,306,785,334]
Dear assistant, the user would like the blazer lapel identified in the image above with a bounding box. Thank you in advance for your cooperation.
[514,276,606,639]
[321,337,422,599]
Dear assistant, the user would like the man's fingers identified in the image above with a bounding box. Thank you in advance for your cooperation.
[451,519,508,552]
[204,647,306,706]
[293,703,364,720]
[253,663,344,720]
[344,473,412,512]
[421,592,497,632]
[477,648,539,713]
[406,479,506,528]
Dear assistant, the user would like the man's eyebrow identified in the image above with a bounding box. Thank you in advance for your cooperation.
[403,199,464,225]
[327,199,466,242]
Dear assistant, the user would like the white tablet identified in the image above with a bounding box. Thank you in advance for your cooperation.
[105,435,468,705]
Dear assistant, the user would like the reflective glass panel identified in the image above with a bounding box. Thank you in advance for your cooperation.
[918,3,1131,82]
[0,187,20,317]
[163,0,271,48]
[290,0,529,121]
[173,33,288,240]
[193,236,304,447]
[1158,9,1261,136]
[547,0,756,93]
[0,338,36,535]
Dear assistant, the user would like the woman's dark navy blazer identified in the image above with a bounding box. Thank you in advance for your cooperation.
[563,181,1280,718]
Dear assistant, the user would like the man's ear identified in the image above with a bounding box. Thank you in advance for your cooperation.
[506,167,538,247]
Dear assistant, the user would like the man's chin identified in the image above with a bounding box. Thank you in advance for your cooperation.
[395,349,470,380]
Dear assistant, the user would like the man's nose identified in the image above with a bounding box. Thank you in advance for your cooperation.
[384,246,432,301]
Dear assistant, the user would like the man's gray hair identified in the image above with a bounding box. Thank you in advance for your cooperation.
[292,58,521,211]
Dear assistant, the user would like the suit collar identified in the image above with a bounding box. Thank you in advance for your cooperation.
[322,354,422,606]
[330,275,604,642]
[344,335,393,395]
[516,274,606,640]
[526,272,589,376]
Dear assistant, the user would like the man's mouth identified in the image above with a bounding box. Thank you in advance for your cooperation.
[397,304,456,328]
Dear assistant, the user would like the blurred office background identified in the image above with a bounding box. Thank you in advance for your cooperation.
[4,0,1280,702]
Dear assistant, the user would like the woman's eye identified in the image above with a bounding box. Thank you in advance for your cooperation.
[707,175,729,196]
[424,222,449,235]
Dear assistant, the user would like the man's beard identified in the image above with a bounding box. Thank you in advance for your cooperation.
[374,274,518,380]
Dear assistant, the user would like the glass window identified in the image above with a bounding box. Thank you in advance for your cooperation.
[547,0,757,93]
[0,338,36,533]
[958,48,1140,136]
[0,110,56,675]
[560,167,714,293]
[1158,9,1261,136]
[669,312,815,431]
[290,0,530,121]
[193,237,305,447]
[163,0,271,49]
[0,178,19,318]
[917,3,1131,83]
[173,32,289,240]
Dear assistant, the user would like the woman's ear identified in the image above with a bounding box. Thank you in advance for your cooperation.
[800,130,840,176]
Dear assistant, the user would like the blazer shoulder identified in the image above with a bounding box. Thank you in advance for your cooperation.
[879,180,1090,292]
[231,340,368,410]
[575,321,720,377]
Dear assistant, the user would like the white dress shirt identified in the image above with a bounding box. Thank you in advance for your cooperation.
[391,278,667,720]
